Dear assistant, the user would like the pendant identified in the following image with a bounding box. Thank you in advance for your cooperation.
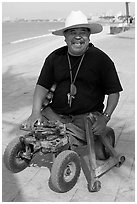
[70,83,77,96]
[67,93,74,107]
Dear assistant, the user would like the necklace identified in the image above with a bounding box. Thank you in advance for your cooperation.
[67,53,85,107]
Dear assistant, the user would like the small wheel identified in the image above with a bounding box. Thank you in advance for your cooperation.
[115,156,126,167]
[88,180,101,192]
[3,137,31,173]
[95,127,115,160]
[50,150,81,193]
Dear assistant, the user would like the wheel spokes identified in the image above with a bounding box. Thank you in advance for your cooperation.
[63,162,76,182]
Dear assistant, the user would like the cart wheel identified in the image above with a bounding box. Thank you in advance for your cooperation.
[95,127,115,160]
[3,137,31,173]
[50,150,81,193]
[88,180,101,192]
[115,156,125,167]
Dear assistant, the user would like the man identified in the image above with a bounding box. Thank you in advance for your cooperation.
[23,11,123,139]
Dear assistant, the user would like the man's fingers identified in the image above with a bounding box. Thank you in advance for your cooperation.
[92,121,98,129]
[20,122,31,130]
[92,127,100,134]
[34,117,43,126]
[21,119,36,130]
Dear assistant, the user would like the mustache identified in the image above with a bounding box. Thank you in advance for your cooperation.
[72,39,85,44]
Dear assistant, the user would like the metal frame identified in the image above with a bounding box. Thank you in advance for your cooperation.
[75,114,125,192]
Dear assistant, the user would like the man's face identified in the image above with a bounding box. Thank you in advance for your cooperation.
[64,27,90,56]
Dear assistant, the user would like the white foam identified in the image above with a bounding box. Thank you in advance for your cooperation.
[10,33,53,44]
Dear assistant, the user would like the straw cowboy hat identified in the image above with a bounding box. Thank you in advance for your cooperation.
[52,10,103,36]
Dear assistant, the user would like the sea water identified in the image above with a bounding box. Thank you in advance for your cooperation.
[2,21,64,58]
[2,21,64,45]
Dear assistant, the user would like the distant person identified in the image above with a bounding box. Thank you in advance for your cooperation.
[22,11,123,145]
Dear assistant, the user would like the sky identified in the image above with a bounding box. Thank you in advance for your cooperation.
[2,1,135,20]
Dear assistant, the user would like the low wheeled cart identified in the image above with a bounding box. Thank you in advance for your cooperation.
[3,114,125,193]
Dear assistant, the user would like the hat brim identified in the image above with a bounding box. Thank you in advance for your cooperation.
[52,23,103,36]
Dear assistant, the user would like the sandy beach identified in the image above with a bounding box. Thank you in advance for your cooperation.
[2,26,135,202]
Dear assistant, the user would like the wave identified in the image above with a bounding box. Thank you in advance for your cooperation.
[10,33,53,44]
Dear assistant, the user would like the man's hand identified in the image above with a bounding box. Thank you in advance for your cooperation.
[91,115,107,135]
[20,84,49,130]
[21,112,43,130]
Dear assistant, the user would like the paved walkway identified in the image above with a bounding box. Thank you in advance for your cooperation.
[2,27,135,202]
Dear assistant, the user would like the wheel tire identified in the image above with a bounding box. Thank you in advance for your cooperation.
[88,180,101,192]
[50,150,81,193]
[115,155,126,167]
[95,127,115,160]
[3,137,30,173]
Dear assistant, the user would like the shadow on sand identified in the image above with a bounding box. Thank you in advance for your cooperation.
[2,67,36,113]
[2,67,37,201]
[2,160,24,201]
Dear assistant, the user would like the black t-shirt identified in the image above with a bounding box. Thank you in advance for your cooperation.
[37,43,123,115]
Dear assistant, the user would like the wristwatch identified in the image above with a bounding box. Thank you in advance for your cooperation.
[103,113,111,122]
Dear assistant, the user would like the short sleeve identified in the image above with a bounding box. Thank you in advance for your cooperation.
[37,54,54,90]
[101,56,123,94]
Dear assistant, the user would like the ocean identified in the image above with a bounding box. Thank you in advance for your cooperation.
[2,21,65,58]
[2,21,64,45]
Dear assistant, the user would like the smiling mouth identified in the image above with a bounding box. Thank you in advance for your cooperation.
[72,41,85,47]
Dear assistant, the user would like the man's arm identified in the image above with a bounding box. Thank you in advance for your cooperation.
[103,92,120,121]
[23,84,49,129]
[92,92,120,135]
[32,84,49,115]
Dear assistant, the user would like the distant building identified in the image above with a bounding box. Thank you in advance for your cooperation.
[2,16,10,22]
